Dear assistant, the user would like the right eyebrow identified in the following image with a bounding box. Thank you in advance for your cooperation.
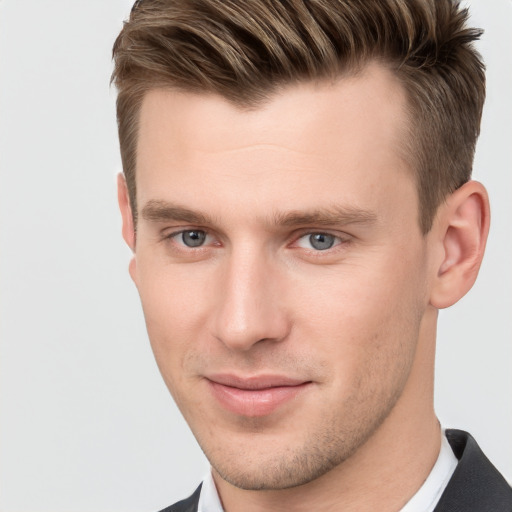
[140,200,213,225]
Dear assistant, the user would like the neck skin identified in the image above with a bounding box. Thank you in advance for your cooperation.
[213,306,441,512]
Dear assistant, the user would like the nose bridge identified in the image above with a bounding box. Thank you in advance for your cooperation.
[212,243,288,351]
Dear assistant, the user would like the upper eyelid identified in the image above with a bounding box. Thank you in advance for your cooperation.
[295,228,344,236]
[292,229,349,241]
[294,232,344,245]
[161,226,211,237]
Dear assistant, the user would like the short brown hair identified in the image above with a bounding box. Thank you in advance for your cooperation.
[112,0,485,233]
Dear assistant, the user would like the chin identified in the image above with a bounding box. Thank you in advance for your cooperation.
[198,420,371,491]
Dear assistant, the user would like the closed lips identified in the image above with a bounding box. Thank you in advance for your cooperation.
[206,374,312,417]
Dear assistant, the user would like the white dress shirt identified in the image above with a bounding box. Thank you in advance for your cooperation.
[197,431,458,512]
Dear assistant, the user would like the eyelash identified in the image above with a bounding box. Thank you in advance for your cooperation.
[294,232,344,251]
[163,229,216,249]
[161,228,349,254]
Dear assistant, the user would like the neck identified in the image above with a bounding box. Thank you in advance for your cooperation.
[215,307,441,512]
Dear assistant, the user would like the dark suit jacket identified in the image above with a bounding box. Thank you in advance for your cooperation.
[159,429,512,512]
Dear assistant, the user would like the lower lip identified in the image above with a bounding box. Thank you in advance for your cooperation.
[207,380,310,417]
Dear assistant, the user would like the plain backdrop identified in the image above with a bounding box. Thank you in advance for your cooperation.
[0,1,510,511]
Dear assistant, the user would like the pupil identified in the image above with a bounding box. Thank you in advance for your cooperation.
[310,233,334,250]
[182,230,206,247]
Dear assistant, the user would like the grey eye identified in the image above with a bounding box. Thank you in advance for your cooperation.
[181,230,206,247]
[309,233,335,250]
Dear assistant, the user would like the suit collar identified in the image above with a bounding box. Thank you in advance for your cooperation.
[433,429,512,511]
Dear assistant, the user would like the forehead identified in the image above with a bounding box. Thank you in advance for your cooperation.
[135,62,414,220]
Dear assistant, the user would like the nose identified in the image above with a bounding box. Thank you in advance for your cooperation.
[211,247,291,352]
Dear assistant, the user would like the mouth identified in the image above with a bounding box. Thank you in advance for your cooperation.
[205,374,312,417]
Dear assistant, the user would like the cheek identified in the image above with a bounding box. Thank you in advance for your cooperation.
[135,258,213,381]
[292,252,427,376]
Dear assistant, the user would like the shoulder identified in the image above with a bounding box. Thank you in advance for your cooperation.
[158,484,202,512]
[434,429,512,511]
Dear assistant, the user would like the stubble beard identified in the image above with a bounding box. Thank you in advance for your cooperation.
[194,381,406,492]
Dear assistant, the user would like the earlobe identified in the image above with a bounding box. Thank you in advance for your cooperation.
[429,180,490,309]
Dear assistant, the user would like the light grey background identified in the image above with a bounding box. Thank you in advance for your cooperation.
[0,1,510,511]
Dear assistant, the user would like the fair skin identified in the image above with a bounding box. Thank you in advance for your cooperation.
[118,63,489,511]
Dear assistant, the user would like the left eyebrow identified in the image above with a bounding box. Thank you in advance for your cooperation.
[272,206,378,228]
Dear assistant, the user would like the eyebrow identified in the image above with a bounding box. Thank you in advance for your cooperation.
[272,206,377,227]
[140,200,377,228]
[141,200,214,225]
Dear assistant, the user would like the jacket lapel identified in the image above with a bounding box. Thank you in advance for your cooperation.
[159,483,202,512]
[433,429,512,511]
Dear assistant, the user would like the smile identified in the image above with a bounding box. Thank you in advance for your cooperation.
[206,374,312,417]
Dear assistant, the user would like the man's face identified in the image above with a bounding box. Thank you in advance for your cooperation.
[128,63,435,490]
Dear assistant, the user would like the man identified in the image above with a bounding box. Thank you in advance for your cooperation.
[111,0,511,510]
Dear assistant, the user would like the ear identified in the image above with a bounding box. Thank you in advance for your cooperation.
[117,173,138,282]
[117,173,136,249]
[429,180,490,309]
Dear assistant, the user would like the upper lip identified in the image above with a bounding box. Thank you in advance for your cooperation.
[206,374,310,390]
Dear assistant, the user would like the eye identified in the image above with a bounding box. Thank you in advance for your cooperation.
[175,230,208,247]
[296,233,340,251]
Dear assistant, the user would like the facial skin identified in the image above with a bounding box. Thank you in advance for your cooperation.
[119,63,489,511]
